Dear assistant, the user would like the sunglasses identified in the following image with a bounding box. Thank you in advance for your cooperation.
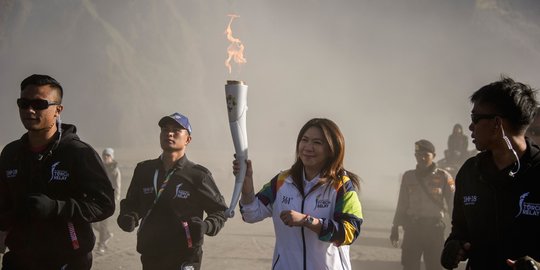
[17,98,60,110]
[470,113,501,124]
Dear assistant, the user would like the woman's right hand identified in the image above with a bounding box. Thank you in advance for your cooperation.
[232,158,253,179]
[233,158,255,204]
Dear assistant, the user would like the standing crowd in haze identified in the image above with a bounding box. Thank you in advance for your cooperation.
[0,73,539,270]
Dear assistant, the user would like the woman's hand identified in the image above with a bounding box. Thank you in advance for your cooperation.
[233,158,255,204]
[279,210,307,227]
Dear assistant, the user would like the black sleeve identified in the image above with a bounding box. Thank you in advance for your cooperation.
[195,166,227,236]
[59,146,115,223]
[119,163,144,220]
[0,154,12,230]
[446,161,470,244]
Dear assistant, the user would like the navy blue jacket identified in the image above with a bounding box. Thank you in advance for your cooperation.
[447,137,540,269]
[0,124,115,257]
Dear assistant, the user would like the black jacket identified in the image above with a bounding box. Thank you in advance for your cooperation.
[0,124,115,257]
[119,154,227,260]
[447,137,540,269]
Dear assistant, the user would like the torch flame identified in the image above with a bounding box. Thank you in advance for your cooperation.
[225,14,247,74]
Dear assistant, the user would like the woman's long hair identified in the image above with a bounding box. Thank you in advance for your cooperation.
[289,118,360,191]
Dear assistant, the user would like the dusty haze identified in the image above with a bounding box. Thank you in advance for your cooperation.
[1,0,540,207]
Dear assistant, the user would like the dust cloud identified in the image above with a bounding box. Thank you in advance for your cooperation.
[1,0,540,209]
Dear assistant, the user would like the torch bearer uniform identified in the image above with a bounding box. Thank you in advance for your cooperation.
[118,155,227,269]
[240,170,363,270]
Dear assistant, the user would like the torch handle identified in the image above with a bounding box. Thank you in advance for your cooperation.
[225,153,247,218]
[225,81,248,218]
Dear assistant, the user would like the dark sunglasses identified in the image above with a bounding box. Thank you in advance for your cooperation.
[17,98,60,110]
[470,113,501,124]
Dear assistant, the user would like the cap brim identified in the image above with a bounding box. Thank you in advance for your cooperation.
[158,116,188,130]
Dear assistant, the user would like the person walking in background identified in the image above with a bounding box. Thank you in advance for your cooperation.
[390,139,455,270]
[233,118,363,270]
[441,76,540,270]
[447,124,469,161]
[0,74,115,269]
[117,112,227,270]
[92,147,121,253]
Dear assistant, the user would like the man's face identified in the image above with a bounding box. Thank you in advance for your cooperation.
[159,123,191,152]
[469,102,500,151]
[19,84,63,132]
[415,150,434,168]
[102,154,113,164]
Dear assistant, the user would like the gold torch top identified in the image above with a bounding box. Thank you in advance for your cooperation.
[227,80,245,85]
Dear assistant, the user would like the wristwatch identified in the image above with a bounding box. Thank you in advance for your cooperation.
[304,215,315,226]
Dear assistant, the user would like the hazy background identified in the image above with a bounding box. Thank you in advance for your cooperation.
[1,0,540,203]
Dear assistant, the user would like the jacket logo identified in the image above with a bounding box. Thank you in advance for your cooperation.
[49,162,69,182]
[516,192,540,217]
[463,195,478,206]
[282,196,292,205]
[5,169,17,178]
[143,187,154,194]
[316,198,331,208]
[174,183,190,199]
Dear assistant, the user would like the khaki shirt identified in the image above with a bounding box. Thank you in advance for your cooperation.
[393,165,455,226]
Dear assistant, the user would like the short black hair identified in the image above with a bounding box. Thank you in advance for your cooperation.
[20,74,63,102]
[470,75,538,132]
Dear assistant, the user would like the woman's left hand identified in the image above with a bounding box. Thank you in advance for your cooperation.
[279,210,306,227]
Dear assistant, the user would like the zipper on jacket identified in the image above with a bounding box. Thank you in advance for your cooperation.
[297,181,320,270]
[301,197,307,270]
[272,253,280,270]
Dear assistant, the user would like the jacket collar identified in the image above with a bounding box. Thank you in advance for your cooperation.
[154,153,190,171]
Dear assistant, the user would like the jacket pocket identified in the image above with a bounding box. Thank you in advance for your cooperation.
[136,213,192,255]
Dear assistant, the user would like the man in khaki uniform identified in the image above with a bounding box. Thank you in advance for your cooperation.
[390,139,455,270]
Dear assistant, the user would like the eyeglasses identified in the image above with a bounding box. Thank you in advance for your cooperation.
[17,98,60,110]
[470,113,501,124]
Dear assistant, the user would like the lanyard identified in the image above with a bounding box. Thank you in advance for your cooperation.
[152,168,177,204]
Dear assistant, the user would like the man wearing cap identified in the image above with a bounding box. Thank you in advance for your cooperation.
[92,147,122,253]
[117,112,227,270]
[0,74,115,269]
[390,139,455,270]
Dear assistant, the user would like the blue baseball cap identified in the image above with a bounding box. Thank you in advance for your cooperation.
[158,112,192,134]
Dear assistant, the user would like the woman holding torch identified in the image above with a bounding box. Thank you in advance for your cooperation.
[233,118,363,270]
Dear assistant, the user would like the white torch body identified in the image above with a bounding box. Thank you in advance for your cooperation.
[225,80,248,218]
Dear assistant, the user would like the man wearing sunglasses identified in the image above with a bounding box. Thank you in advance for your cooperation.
[441,76,540,270]
[0,74,115,269]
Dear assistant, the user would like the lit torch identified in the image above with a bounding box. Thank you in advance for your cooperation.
[224,14,248,218]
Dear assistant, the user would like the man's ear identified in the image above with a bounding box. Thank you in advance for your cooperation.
[55,105,64,117]
[494,116,503,129]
